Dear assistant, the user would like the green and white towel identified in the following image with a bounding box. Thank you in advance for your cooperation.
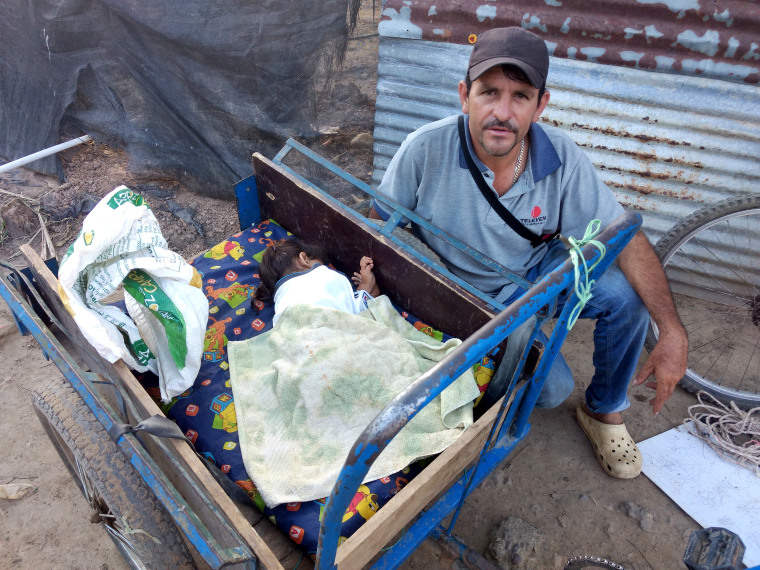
[228,296,479,507]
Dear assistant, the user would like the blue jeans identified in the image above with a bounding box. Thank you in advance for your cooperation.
[504,240,649,414]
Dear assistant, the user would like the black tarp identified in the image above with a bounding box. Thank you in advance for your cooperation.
[0,0,360,197]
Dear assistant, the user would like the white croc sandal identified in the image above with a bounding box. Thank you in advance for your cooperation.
[576,404,642,479]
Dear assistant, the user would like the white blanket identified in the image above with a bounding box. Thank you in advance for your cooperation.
[228,296,479,507]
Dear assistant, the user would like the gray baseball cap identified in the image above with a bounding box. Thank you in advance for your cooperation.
[467,27,549,88]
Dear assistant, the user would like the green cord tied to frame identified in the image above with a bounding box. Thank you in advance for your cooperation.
[565,219,606,330]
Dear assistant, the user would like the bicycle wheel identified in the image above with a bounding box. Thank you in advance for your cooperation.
[646,194,760,409]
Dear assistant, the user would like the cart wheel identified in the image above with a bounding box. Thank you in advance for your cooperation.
[32,376,194,570]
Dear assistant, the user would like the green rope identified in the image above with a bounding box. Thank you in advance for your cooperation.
[565,219,606,330]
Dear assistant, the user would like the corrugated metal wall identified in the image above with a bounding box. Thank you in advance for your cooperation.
[379,0,760,85]
[372,0,760,243]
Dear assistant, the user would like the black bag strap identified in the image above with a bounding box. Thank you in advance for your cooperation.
[457,115,559,248]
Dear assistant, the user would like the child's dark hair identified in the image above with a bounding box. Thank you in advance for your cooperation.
[253,238,329,306]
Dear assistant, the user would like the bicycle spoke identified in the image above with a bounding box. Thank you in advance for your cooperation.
[733,215,760,299]
[667,255,753,308]
[719,220,759,300]
[671,243,744,301]
[736,331,760,394]
[706,314,748,385]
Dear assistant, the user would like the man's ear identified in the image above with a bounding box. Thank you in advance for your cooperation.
[298,251,310,266]
[458,80,469,114]
[532,90,551,123]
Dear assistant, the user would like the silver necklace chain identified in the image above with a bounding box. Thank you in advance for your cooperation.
[512,137,525,186]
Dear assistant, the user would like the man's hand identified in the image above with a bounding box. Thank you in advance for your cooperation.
[631,329,688,414]
[618,231,688,414]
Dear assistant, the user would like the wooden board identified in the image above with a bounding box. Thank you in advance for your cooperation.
[20,245,289,570]
[254,153,496,341]
[335,399,504,570]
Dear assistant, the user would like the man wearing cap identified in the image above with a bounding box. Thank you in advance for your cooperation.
[369,27,687,479]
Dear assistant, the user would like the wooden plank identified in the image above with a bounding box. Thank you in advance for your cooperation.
[253,153,496,341]
[19,245,286,570]
[335,400,503,570]
[252,517,309,563]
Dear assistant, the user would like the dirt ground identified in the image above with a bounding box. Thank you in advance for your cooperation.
[0,3,710,569]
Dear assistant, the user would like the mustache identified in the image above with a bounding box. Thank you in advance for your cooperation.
[482,119,518,133]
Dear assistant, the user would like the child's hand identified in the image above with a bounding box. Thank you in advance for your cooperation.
[351,256,380,297]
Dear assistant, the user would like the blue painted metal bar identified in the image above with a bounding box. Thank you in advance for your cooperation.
[380,211,405,237]
[272,138,532,292]
[274,138,373,194]
[513,233,638,438]
[366,389,528,570]
[9,309,30,336]
[0,269,256,569]
[234,175,262,231]
[316,212,642,569]
[444,307,550,536]
[272,144,293,164]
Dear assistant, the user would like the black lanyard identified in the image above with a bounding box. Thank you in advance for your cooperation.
[457,115,559,248]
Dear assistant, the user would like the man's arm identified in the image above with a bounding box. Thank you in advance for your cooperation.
[617,231,688,414]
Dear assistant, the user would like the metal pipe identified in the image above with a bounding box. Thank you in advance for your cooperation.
[0,135,92,174]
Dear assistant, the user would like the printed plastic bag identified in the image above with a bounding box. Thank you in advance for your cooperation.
[57,186,208,401]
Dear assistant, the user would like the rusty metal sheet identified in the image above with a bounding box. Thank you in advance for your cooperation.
[380,0,760,85]
[372,36,760,244]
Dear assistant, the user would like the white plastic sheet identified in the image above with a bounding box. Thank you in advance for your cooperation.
[639,424,760,567]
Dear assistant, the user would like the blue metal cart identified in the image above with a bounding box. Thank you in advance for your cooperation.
[0,141,641,569]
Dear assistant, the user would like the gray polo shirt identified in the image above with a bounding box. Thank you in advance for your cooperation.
[373,114,624,300]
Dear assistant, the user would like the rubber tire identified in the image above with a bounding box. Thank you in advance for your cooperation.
[646,194,760,409]
[32,376,194,569]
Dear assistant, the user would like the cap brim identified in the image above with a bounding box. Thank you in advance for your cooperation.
[469,57,544,88]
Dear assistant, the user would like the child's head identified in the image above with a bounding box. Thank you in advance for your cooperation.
[253,238,329,304]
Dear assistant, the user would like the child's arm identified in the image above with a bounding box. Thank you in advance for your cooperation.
[351,256,380,297]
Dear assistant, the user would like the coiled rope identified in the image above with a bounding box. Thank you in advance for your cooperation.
[686,391,760,476]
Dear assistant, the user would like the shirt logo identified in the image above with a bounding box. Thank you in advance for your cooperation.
[520,205,547,226]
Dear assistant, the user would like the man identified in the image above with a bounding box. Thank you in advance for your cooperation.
[369,27,687,479]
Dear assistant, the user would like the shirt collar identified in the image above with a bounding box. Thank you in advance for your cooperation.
[528,121,562,182]
[458,115,562,183]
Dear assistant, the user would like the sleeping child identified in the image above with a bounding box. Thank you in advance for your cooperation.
[253,238,381,326]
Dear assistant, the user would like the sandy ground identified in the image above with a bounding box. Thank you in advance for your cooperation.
[0,307,131,569]
[0,2,716,569]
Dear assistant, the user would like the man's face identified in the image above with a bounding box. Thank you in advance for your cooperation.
[458,67,550,162]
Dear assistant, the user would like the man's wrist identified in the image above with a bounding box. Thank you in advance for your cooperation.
[655,322,687,342]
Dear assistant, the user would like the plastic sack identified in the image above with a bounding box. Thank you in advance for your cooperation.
[57,186,208,401]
